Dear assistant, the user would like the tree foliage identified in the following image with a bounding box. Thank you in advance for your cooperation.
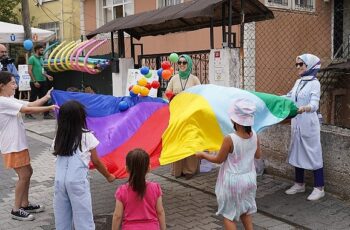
[0,0,21,24]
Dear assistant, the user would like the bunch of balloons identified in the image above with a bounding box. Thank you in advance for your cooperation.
[156,53,179,81]
[128,66,160,97]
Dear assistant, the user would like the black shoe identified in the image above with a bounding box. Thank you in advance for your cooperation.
[25,114,36,120]
[21,203,45,213]
[184,174,194,180]
[43,114,55,120]
[11,208,35,221]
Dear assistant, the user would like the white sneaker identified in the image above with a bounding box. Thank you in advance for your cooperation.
[285,183,305,195]
[307,187,325,201]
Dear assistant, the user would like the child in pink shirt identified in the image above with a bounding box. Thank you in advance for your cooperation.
[112,148,166,230]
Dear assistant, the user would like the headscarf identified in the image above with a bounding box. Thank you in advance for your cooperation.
[178,54,193,80]
[297,54,321,80]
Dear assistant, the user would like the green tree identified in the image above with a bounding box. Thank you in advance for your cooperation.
[0,0,21,24]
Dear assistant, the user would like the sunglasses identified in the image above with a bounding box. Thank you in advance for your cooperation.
[178,61,188,65]
[295,62,304,68]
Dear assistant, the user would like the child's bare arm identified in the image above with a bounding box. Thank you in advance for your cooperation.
[156,196,166,230]
[20,104,58,114]
[90,148,115,182]
[195,136,232,164]
[112,200,123,230]
[255,137,262,159]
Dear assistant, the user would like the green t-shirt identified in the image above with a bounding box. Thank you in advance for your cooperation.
[28,55,46,82]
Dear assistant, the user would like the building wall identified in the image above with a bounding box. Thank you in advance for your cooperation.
[255,0,332,94]
[260,124,350,200]
[28,0,81,41]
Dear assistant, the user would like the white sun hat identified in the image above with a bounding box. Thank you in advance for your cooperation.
[228,98,256,126]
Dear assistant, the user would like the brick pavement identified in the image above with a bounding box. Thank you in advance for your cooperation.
[1,118,350,229]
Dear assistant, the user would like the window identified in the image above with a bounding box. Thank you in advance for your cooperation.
[38,22,60,40]
[266,0,315,12]
[102,0,134,23]
[158,0,183,8]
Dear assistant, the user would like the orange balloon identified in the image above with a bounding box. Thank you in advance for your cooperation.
[162,69,172,80]
[140,87,150,96]
[169,67,174,74]
[132,85,141,94]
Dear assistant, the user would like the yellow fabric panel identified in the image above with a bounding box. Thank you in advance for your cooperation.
[160,92,224,165]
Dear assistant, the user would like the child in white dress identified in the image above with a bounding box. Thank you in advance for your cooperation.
[196,98,261,230]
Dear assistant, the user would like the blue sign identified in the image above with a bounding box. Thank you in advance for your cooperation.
[10,34,16,41]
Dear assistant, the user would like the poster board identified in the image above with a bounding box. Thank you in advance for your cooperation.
[126,69,159,98]
[18,65,31,91]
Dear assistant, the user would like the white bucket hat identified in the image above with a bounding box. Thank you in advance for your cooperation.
[228,98,256,126]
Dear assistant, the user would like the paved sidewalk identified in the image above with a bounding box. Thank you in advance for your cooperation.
[0,118,349,229]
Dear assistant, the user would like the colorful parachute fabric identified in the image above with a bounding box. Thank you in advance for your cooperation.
[51,90,169,178]
[159,84,298,165]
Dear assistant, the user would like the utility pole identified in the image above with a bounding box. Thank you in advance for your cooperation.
[21,0,32,40]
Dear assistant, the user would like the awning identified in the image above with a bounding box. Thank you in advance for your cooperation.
[87,0,274,39]
[0,21,56,43]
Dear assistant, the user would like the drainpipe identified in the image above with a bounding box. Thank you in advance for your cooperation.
[80,0,86,37]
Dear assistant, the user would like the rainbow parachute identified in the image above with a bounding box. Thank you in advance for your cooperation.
[51,85,297,178]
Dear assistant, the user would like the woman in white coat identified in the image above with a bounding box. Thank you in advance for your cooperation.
[284,54,325,201]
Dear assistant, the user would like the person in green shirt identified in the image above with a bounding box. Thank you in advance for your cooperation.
[27,44,54,119]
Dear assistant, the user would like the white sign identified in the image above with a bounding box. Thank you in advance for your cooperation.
[126,69,159,98]
[18,65,31,91]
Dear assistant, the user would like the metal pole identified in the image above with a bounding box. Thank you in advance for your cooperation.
[111,32,115,60]
[240,0,245,89]
[221,1,226,44]
[210,17,214,49]
[130,35,135,61]
[228,0,232,47]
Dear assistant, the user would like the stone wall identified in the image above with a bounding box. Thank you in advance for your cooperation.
[260,124,350,200]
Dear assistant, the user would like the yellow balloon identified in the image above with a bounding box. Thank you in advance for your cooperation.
[140,87,150,96]
[137,77,148,87]
[132,85,141,94]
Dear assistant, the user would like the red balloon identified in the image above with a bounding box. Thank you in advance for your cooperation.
[128,85,133,91]
[165,90,175,100]
[145,82,152,90]
[161,61,171,70]
[151,81,160,89]
[162,69,172,80]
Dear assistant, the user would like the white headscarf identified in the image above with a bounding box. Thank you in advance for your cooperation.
[297,54,321,80]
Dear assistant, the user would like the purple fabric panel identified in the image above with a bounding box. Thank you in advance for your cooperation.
[87,102,166,157]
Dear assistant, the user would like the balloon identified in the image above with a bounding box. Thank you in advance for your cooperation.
[118,101,129,111]
[128,85,133,91]
[145,72,153,78]
[151,81,160,89]
[23,39,33,51]
[145,82,152,90]
[169,67,174,74]
[129,91,137,97]
[132,85,141,94]
[162,69,172,80]
[169,53,179,63]
[165,90,175,100]
[161,61,171,70]
[140,66,149,75]
[140,87,150,96]
[137,77,148,87]
[157,68,163,78]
